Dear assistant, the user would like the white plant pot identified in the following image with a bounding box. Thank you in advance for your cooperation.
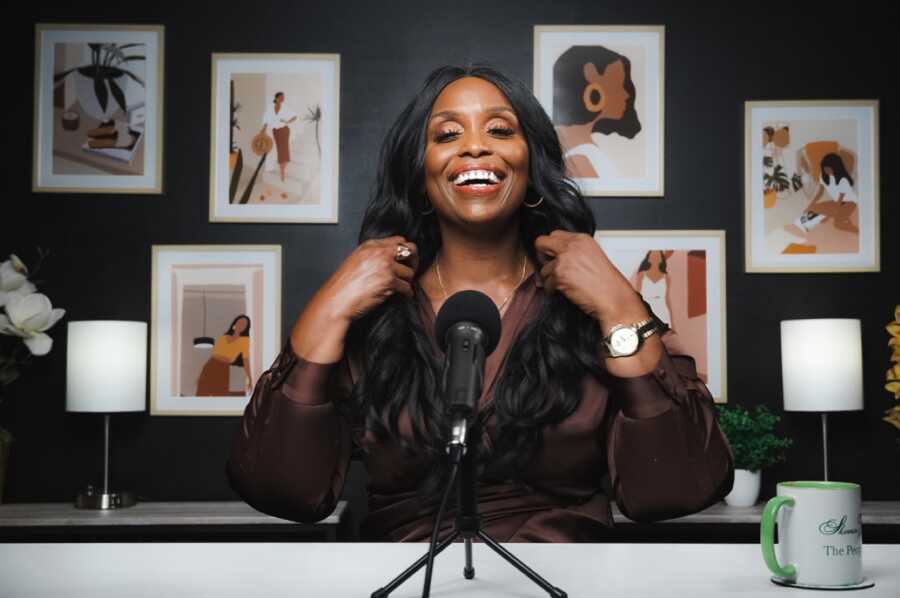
[724,468,761,507]
[74,71,125,123]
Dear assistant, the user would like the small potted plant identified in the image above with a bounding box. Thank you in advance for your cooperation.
[762,157,791,209]
[715,404,793,506]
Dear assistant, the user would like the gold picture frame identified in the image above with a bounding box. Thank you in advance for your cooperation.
[209,53,340,223]
[594,229,727,402]
[744,100,880,273]
[150,245,282,416]
[534,25,665,197]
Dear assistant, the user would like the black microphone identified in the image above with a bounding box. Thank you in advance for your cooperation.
[434,290,501,461]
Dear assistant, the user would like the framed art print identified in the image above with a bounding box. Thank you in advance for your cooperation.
[209,53,340,223]
[745,100,880,273]
[535,25,664,197]
[33,24,164,194]
[594,230,727,402]
[150,245,281,416]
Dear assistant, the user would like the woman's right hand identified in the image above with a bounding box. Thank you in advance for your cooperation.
[290,236,418,362]
[322,236,419,322]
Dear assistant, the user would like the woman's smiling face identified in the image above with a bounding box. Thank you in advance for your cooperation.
[423,76,530,227]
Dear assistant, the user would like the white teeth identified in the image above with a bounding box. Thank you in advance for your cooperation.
[452,169,501,184]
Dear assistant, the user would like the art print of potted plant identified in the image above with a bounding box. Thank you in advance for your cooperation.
[762,156,791,209]
[54,43,146,150]
[715,404,793,506]
[0,251,65,503]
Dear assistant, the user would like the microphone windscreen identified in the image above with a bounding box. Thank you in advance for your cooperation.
[434,290,502,355]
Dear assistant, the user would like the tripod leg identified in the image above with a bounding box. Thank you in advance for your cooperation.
[371,530,459,598]
[464,538,475,580]
[476,531,568,598]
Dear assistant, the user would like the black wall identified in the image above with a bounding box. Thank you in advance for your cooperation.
[4,1,898,514]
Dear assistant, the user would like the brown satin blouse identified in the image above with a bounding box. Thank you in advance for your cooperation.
[226,270,735,542]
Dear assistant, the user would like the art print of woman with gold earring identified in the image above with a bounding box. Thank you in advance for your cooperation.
[552,45,642,180]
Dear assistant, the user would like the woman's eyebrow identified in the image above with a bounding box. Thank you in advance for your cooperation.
[429,106,518,122]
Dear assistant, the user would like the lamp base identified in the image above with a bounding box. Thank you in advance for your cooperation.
[74,485,137,509]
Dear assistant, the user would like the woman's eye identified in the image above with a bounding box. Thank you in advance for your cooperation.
[489,126,515,137]
[435,130,461,142]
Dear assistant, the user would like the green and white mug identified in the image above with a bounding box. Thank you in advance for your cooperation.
[761,481,865,588]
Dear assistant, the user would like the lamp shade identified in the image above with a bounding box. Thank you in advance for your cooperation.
[66,321,147,413]
[780,318,863,412]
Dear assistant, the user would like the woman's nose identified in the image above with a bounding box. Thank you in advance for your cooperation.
[458,129,491,157]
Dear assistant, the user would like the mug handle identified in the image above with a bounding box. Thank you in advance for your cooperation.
[761,495,797,578]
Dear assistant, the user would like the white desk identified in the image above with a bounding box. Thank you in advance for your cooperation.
[0,542,897,597]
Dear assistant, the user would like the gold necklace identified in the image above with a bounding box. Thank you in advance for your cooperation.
[435,252,528,314]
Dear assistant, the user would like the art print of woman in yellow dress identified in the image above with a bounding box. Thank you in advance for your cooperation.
[195,315,252,396]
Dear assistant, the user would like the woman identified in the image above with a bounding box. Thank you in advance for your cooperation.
[196,315,253,396]
[227,65,734,542]
[260,92,298,183]
[633,250,673,329]
[794,152,859,234]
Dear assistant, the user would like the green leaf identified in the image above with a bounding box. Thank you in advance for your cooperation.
[716,404,793,469]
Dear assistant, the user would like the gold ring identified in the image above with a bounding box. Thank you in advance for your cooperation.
[395,244,412,261]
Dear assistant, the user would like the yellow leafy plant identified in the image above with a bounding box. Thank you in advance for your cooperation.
[884,305,900,432]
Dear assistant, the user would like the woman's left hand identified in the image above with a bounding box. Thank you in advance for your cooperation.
[534,230,649,327]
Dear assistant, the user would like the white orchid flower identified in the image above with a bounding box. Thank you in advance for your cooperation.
[0,255,28,291]
[0,255,35,308]
[0,293,65,356]
[0,280,37,309]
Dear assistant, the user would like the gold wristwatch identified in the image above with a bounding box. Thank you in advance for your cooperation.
[601,317,660,358]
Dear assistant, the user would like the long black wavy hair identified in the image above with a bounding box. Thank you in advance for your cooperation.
[343,64,607,493]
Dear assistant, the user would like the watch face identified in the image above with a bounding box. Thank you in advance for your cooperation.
[610,327,639,355]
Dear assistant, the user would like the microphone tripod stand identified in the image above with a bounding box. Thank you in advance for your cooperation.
[370,420,568,598]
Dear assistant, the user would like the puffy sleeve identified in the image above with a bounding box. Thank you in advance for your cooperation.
[604,329,735,523]
[225,341,357,523]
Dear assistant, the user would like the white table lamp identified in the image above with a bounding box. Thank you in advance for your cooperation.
[780,318,864,481]
[66,321,147,509]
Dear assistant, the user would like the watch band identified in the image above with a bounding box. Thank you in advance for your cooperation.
[636,318,659,339]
